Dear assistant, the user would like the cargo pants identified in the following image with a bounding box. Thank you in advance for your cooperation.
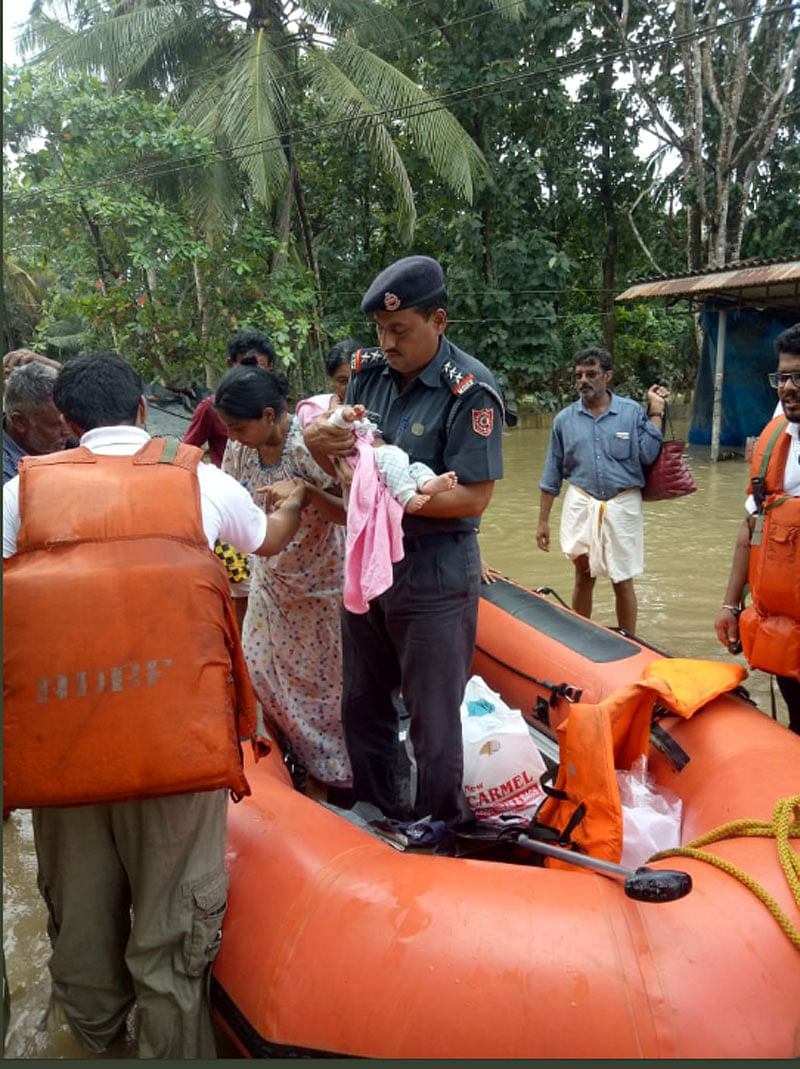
[32,789,228,1058]
[341,530,480,829]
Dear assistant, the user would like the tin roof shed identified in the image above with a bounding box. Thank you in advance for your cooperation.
[616,258,800,460]
[617,259,800,309]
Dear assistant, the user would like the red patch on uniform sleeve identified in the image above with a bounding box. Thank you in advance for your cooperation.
[472,408,494,437]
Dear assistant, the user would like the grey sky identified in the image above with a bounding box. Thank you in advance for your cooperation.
[4,0,31,66]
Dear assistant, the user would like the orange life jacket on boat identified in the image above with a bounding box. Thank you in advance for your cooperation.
[2,437,257,809]
[535,660,746,866]
[739,416,800,680]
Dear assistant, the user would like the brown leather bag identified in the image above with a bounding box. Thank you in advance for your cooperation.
[642,408,697,501]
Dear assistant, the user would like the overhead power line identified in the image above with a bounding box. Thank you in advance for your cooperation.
[13,0,532,91]
[166,0,534,90]
[4,1,798,205]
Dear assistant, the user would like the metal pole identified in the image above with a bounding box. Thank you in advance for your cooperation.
[710,307,728,463]
[515,835,693,902]
[517,835,632,878]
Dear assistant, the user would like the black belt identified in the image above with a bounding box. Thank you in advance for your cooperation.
[402,529,478,553]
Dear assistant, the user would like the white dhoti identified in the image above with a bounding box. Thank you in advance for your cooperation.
[559,482,644,582]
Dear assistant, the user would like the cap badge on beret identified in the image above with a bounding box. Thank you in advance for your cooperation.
[361,255,446,315]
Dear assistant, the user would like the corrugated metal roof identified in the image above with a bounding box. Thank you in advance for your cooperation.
[616,258,800,309]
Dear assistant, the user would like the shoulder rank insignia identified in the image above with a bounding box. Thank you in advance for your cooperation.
[441,359,475,396]
[351,347,386,373]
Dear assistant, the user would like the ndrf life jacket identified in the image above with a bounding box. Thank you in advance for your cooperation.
[2,438,257,809]
[739,417,800,681]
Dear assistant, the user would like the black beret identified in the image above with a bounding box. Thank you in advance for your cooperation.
[361,255,447,314]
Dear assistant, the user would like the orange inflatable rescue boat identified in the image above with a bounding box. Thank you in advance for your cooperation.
[211,574,800,1058]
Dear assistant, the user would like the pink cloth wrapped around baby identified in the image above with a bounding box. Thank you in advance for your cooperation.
[295,394,404,614]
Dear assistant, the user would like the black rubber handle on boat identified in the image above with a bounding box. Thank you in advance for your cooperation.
[515,835,692,903]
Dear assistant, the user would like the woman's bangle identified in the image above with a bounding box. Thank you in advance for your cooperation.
[722,603,742,617]
[647,409,665,418]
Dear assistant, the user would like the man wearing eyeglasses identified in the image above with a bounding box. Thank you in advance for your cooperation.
[715,322,800,734]
[537,346,669,634]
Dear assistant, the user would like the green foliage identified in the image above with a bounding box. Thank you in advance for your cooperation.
[4,0,796,406]
[2,252,52,352]
[3,65,316,387]
[741,80,800,259]
[612,305,698,401]
[556,304,698,408]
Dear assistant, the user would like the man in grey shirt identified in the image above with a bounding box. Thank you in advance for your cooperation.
[537,346,669,634]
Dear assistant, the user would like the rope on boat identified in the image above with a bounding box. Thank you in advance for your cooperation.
[651,795,800,952]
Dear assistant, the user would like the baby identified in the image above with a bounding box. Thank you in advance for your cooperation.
[328,403,458,512]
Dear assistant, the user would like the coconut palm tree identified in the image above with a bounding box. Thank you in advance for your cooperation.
[2,252,52,352]
[21,1,524,307]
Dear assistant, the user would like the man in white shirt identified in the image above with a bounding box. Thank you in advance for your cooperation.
[715,323,800,734]
[2,351,307,1057]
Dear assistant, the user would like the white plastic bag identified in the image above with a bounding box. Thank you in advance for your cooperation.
[616,755,682,869]
[460,675,547,825]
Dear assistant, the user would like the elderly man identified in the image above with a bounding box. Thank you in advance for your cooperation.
[3,361,71,484]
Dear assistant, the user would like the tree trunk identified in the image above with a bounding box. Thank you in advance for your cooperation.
[192,255,214,389]
[471,114,495,288]
[603,0,800,274]
[143,268,171,384]
[482,209,495,288]
[270,179,293,272]
[79,201,119,282]
[597,59,617,356]
[289,156,325,394]
[687,204,703,273]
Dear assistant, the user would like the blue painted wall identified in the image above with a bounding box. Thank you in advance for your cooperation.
[689,303,799,446]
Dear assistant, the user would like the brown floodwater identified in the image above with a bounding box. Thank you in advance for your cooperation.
[2,416,787,1058]
[480,415,775,708]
